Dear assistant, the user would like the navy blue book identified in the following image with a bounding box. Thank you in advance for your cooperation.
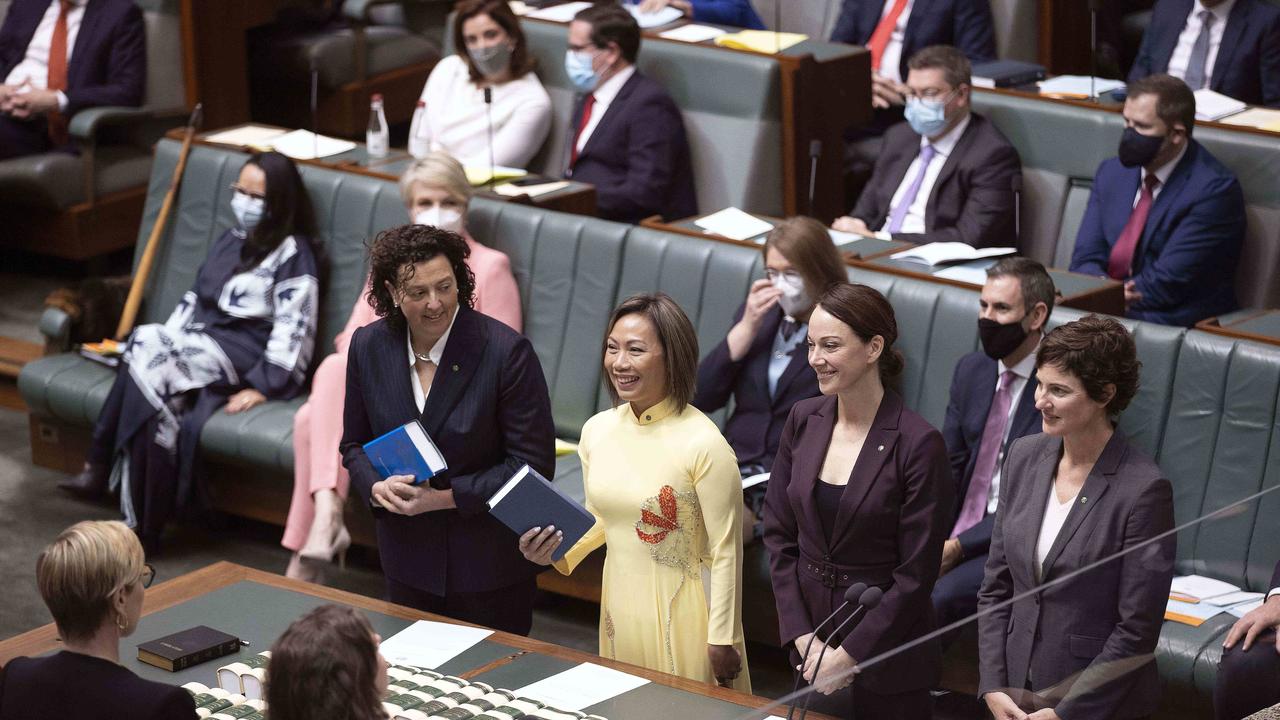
[487,464,596,562]
[362,419,448,486]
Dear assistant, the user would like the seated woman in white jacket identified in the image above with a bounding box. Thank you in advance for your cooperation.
[414,0,552,169]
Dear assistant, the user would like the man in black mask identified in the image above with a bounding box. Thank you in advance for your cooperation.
[933,256,1053,639]
[1069,73,1245,326]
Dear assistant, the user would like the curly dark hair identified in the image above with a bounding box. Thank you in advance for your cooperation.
[265,605,384,720]
[366,224,476,332]
[1036,314,1141,414]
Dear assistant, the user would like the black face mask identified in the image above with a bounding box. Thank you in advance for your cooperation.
[978,317,1029,360]
[1118,127,1165,168]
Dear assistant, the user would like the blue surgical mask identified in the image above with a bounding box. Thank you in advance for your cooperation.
[904,95,951,138]
[564,50,599,92]
[231,191,265,233]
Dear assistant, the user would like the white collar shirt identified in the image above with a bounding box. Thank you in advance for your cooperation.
[986,338,1041,514]
[886,113,971,235]
[1166,0,1236,87]
[875,0,915,84]
[1133,141,1189,207]
[574,64,636,155]
[5,0,89,112]
[405,307,458,413]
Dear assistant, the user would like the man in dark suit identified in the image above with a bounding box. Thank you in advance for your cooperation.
[832,45,1021,248]
[0,0,146,160]
[563,3,696,224]
[933,256,1052,637]
[1129,0,1280,108]
[1216,558,1280,719]
[1070,74,1245,327]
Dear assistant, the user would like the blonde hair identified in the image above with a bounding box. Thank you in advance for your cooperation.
[37,520,145,642]
[397,152,474,208]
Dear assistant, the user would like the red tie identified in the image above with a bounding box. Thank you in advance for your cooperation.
[46,0,72,145]
[570,93,596,167]
[868,0,910,73]
[1108,173,1160,280]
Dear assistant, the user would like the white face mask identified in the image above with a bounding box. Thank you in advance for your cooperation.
[414,206,464,234]
[771,272,812,318]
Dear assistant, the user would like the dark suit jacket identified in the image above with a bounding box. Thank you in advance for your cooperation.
[566,70,697,224]
[340,308,556,595]
[763,390,954,693]
[0,651,196,719]
[941,350,1041,560]
[692,303,819,471]
[830,0,996,78]
[977,431,1175,720]
[1128,0,1280,108]
[1069,140,1245,327]
[851,113,1021,249]
[0,0,147,115]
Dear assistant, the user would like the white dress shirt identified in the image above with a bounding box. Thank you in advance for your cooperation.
[1132,141,1188,208]
[1035,484,1080,583]
[574,64,636,155]
[875,0,915,84]
[1166,0,1236,86]
[417,55,553,169]
[986,339,1040,515]
[4,0,88,112]
[405,308,458,413]
[887,113,971,235]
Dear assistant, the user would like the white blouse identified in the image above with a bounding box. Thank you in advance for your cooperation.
[416,54,553,169]
[1035,483,1080,583]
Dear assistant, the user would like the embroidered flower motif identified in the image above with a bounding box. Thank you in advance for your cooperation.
[635,485,702,576]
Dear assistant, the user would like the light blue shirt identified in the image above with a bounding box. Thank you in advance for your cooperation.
[768,320,806,397]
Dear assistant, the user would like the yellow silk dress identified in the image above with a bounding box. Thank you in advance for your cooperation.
[555,398,751,692]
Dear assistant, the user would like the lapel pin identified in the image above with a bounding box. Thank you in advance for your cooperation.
[452,364,459,372]
[877,445,884,452]
[1081,496,1088,504]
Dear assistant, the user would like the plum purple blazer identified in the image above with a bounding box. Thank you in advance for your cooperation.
[763,390,955,693]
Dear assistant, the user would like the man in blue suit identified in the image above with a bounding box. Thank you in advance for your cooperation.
[0,0,146,159]
[1129,0,1280,108]
[563,3,696,224]
[933,256,1052,637]
[1070,74,1244,327]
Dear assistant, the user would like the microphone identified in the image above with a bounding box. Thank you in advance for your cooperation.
[773,0,781,53]
[1087,0,1102,101]
[310,68,319,159]
[484,86,496,189]
[1010,174,1023,248]
[784,582,867,720]
[797,586,884,720]
[807,139,821,215]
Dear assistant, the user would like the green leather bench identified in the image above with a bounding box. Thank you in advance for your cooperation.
[19,139,1280,717]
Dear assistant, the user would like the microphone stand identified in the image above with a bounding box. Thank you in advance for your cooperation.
[484,86,496,189]
[774,0,781,53]
[1011,174,1023,249]
[310,68,319,159]
[1088,0,1101,101]
[797,587,883,720]
[807,140,821,216]
[784,582,866,720]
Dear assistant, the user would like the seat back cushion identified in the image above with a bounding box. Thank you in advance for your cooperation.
[137,0,187,111]
[751,0,840,38]
[1018,166,1068,266]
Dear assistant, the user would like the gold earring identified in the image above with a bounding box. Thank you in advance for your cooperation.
[116,614,127,631]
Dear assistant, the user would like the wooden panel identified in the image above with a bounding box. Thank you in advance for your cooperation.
[1,187,144,261]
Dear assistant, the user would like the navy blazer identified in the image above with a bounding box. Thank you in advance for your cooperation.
[941,350,1041,560]
[977,431,1175,719]
[1069,140,1244,327]
[692,303,819,471]
[851,113,1021,248]
[763,391,954,693]
[829,0,996,78]
[0,652,196,720]
[0,0,146,115]
[566,70,697,224]
[691,0,765,29]
[340,308,556,595]
[1128,0,1280,108]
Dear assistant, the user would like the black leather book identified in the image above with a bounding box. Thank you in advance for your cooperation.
[972,59,1048,88]
[137,625,241,672]
[487,464,595,562]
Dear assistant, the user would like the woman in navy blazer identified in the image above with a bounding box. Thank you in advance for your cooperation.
[340,224,555,635]
[764,283,954,719]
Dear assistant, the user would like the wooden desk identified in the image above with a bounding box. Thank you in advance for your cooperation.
[1197,310,1280,347]
[642,213,910,260]
[0,562,815,719]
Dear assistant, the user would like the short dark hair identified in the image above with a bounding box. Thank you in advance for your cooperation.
[366,224,476,332]
[907,45,971,89]
[266,605,385,720]
[1036,315,1141,414]
[816,283,905,381]
[239,151,319,274]
[603,293,698,412]
[763,217,848,296]
[453,0,537,82]
[986,256,1056,317]
[575,3,640,64]
[1127,74,1196,137]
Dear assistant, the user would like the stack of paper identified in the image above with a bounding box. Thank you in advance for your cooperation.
[378,621,493,668]
[659,24,727,43]
[625,3,683,28]
[1036,75,1125,97]
[1221,107,1280,131]
[465,165,528,186]
[1169,574,1240,603]
[890,242,1015,266]
[1193,89,1247,121]
[694,207,774,241]
[515,663,649,710]
[526,1,591,22]
[714,30,807,54]
[1165,575,1265,626]
[203,125,288,149]
[268,130,357,160]
[493,180,570,198]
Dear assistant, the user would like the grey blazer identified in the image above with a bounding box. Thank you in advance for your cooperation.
[977,430,1175,720]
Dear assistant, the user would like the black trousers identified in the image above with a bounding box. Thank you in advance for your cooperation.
[386,575,537,636]
[0,114,51,160]
[1216,630,1280,720]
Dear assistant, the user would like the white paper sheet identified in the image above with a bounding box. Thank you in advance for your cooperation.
[659,24,727,43]
[743,472,770,490]
[626,3,683,28]
[203,125,287,148]
[934,263,991,285]
[269,130,357,160]
[493,180,571,198]
[1036,75,1125,96]
[1170,574,1241,601]
[526,1,592,22]
[509,1,532,15]
[1227,599,1265,619]
[1220,107,1280,131]
[515,663,649,711]
[694,207,774,241]
[890,242,1014,266]
[1193,88,1248,121]
[1205,591,1265,608]
[378,621,493,669]
[1166,598,1225,624]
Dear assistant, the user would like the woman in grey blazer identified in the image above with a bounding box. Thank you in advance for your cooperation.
[978,316,1176,720]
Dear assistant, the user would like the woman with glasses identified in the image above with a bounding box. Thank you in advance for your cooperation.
[60,152,321,554]
[0,520,194,719]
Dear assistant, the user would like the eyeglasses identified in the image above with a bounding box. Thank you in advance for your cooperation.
[138,563,156,589]
[229,184,266,201]
[902,87,960,103]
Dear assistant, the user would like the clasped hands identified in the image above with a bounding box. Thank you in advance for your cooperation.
[792,633,859,695]
[371,475,455,515]
[0,81,60,119]
[984,691,1060,720]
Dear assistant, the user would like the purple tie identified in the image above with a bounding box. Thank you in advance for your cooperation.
[952,370,1016,537]
[887,143,937,234]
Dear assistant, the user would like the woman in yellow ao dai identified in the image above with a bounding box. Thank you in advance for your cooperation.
[520,294,750,691]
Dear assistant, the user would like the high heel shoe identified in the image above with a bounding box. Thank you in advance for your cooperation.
[300,524,350,568]
[286,552,325,584]
[59,462,109,501]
